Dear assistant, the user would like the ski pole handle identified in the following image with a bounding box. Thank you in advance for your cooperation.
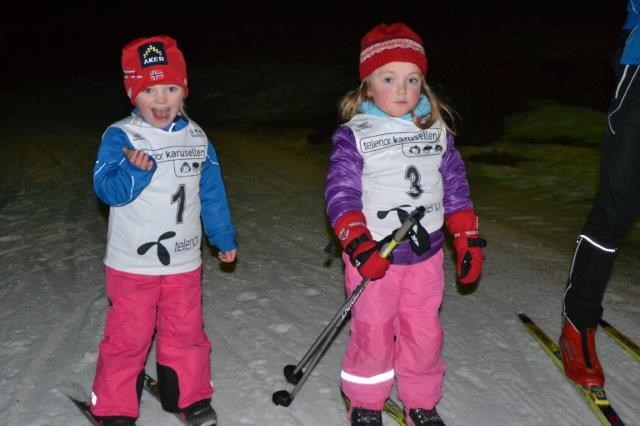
[274,206,427,407]
[379,206,426,258]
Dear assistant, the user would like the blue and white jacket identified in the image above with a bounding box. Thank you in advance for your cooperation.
[622,0,640,64]
[93,110,236,275]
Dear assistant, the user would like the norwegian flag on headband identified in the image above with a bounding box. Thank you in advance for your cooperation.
[149,70,165,81]
[138,42,168,68]
[121,35,188,103]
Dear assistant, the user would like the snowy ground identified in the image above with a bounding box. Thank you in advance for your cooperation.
[1,114,639,426]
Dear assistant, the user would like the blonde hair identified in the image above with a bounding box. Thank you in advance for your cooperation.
[338,78,457,133]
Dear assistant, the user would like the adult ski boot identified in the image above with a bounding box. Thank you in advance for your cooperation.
[559,316,604,388]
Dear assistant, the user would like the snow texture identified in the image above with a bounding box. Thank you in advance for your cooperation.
[1,125,638,426]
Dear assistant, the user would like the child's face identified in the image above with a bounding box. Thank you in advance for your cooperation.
[368,62,422,117]
[134,84,186,129]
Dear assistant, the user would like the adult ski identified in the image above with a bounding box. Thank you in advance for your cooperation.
[340,387,405,425]
[142,373,217,426]
[599,319,640,363]
[518,313,624,426]
[68,395,99,425]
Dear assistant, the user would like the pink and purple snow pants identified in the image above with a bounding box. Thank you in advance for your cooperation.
[90,266,212,417]
[341,250,446,412]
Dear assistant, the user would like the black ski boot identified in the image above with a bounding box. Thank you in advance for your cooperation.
[98,416,136,426]
[406,408,445,426]
[179,399,217,426]
[351,407,382,425]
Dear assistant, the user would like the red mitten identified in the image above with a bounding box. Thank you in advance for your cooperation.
[445,210,487,284]
[335,210,390,280]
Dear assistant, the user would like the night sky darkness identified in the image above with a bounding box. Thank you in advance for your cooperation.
[1,0,627,144]
[3,1,624,84]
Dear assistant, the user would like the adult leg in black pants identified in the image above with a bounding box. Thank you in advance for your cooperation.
[561,62,640,388]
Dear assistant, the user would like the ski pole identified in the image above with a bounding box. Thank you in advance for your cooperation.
[272,206,425,407]
[284,206,425,380]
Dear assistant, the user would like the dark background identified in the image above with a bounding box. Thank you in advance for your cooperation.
[1,1,628,144]
[3,2,625,80]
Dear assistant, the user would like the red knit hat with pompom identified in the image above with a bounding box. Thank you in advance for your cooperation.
[121,35,188,104]
[359,23,427,80]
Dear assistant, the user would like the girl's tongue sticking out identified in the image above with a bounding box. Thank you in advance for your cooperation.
[152,107,171,121]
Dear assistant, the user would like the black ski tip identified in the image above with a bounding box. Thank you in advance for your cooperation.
[67,395,89,408]
[272,390,292,406]
[517,312,529,321]
[283,365,303,384]
[67,394,99,425]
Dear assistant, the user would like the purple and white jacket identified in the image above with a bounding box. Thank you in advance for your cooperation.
[325,114,473,265]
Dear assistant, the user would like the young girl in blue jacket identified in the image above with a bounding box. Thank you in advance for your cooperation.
[90,35,236,426]
[325,23,486,426]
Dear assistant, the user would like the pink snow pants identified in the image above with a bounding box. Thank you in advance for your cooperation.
[341,250,445,412]
[90,266,212,417]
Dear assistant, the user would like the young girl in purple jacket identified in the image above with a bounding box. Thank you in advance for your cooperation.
[325,23,486,426]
